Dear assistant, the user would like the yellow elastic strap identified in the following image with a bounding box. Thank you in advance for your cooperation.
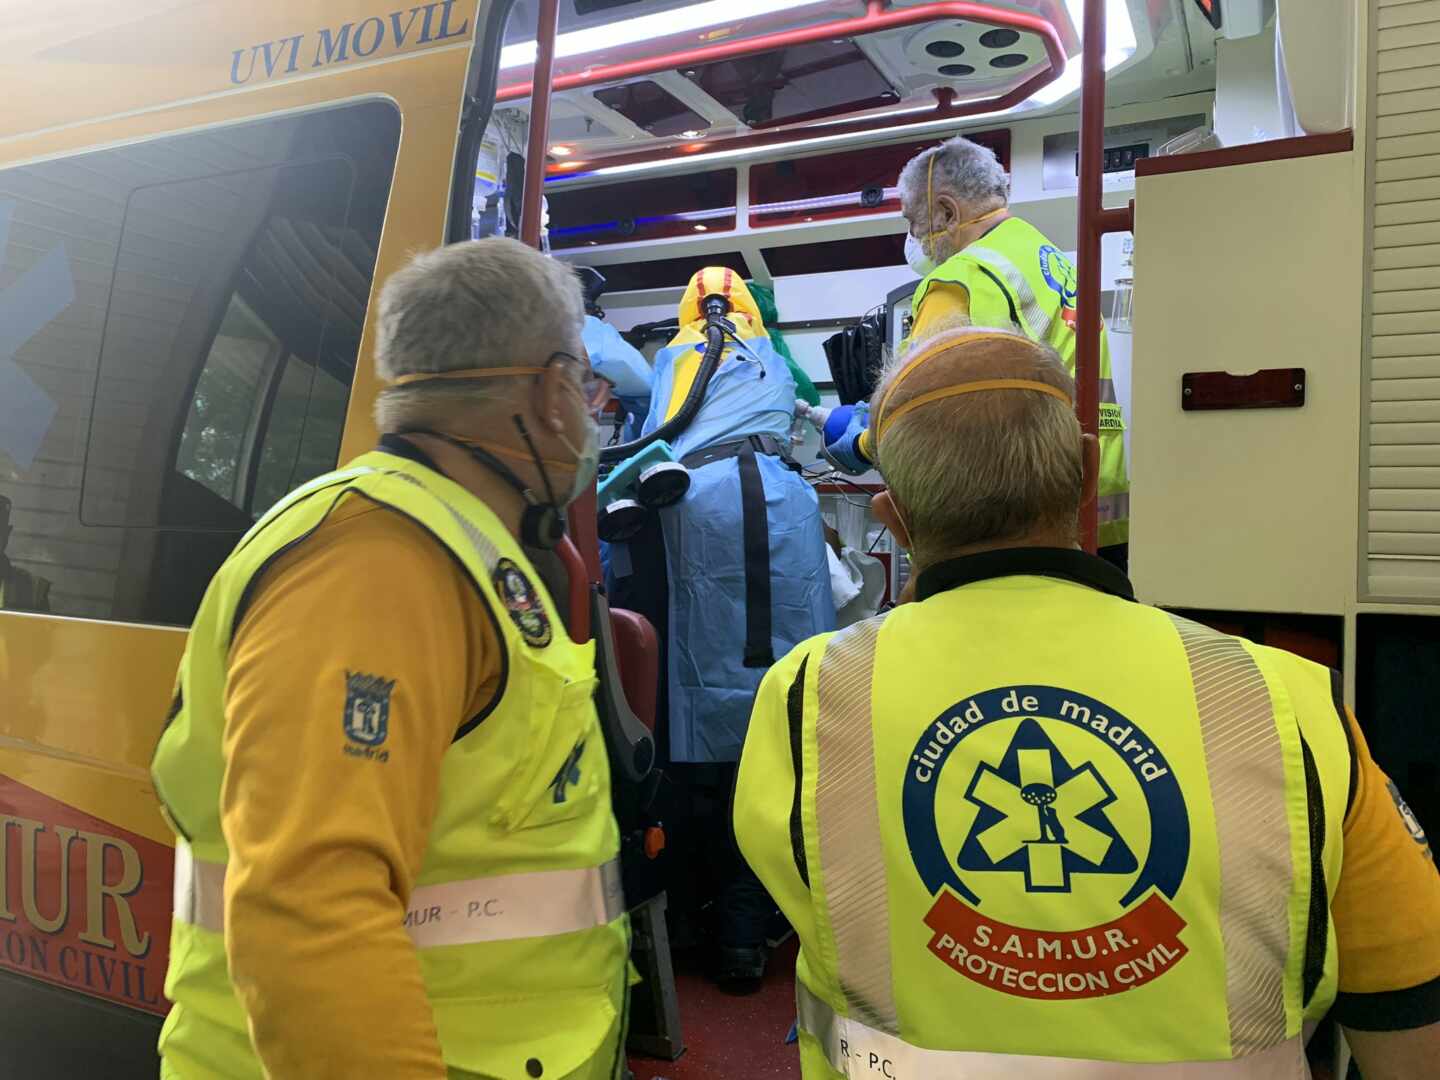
[927,152,935,234]
[921,150,1005,243]
[390,365,546,387]
[873,331,1021,422]
[877,379,1072,440]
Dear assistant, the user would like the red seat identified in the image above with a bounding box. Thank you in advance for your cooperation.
[609,608,659,733]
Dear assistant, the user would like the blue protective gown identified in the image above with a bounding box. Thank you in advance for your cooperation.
[583,314,651,441]
[605,272,834,763]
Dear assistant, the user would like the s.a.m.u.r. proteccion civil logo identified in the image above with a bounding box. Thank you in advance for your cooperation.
[902,685,1191,1001]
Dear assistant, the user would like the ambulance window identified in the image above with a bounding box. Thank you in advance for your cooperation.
[250,359,349,517]
[0,99,399,624]
[175,296,284,507]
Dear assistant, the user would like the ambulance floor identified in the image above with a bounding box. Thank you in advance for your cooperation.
[628,939,801,1079]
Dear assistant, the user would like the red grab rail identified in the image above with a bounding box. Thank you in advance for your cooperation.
[498,1,1067,175]
[1075,0,1133,553]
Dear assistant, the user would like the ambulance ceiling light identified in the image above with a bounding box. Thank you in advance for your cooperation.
[1030,0,1136,106]
[500,0,830,70]
[551,1,1138,179]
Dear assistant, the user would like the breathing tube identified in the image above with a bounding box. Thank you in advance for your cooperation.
[597,293,732,466]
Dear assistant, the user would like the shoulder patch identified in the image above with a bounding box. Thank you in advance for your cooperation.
[344,672,393,758]
[492,557,553,648]
[1387,780,1432,856]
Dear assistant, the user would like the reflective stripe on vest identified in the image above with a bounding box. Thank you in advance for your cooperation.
[814,618,897,1032]
[807,614,1299,1064]
[938,245,1121,414]
[1167,615,1293,1055]
[965,245,1053,340]
[795,981,1308,1079]
[173,841,625,945]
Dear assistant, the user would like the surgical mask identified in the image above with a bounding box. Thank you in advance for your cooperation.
[905,231,938,277]
[449,419,595,510]
[555,420,598,506]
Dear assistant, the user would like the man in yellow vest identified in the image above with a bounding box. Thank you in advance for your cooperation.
[152,238,630,1079]
[737,327,1440,1077]
[823,135,1130,564]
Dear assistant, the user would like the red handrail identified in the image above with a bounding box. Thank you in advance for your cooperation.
[547,84,1036,177]
[515,0,594,641]
[519,0,561,246]
[497,0,1068,129]
[1075,0,1132,554]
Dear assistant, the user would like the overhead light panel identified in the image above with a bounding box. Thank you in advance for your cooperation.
[500,0,828,70]
[1031,0,1137,105]
[555,0,1139,180]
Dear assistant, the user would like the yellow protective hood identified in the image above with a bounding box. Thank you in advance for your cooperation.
[660,267,767,422]
[671,267,766,346]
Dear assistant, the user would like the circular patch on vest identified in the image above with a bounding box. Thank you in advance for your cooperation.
[1038,244,1079,329]
[902,686,1192,1001]
[492,558,552,648]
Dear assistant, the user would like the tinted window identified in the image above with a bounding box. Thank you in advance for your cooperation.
[0,101,399,624]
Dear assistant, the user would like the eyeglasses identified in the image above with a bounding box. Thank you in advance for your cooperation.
[548,351,613,413]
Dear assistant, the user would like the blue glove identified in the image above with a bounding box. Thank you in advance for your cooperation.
[822,402,872,475]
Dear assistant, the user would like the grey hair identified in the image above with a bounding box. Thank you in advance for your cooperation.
[898,136,1009,224]
[372,238,585,433]
[871,328,1081,562]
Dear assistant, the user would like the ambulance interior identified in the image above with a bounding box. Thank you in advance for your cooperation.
[479,2,1401,1074]
[489,0,1352,612]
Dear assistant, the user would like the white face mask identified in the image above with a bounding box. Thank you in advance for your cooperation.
[556,422,598,507]
[905,231,938,277]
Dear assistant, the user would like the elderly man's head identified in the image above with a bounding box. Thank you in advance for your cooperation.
[898,136,1009,273]
[372,238,598,504]
[869,327,1088,567]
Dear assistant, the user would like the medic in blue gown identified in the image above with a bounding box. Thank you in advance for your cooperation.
[577,267,651,440]
[603,268,834,986]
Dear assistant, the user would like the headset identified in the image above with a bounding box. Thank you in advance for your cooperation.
[405,421,566,550]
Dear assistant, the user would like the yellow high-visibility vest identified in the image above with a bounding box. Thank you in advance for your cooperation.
[737,549,1351,1077]
[914,218,1129,547]
[152,451,628,1079]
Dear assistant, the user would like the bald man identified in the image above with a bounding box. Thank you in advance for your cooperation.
[734,327,1440,1078]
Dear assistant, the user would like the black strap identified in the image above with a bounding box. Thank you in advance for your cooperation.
[1298,732,1329,1008]
[974,263,1022,328]
[1330,667,1359,816]
[737,442,775,668]
[787,656,811,888]
[681,433,793,471]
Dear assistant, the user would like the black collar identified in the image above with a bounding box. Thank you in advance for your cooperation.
[378,433,442,474]
[915,547,1135,603]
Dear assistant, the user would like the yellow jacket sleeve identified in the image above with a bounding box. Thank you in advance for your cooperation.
[911,281,971,340]
[1331,707,1440,1002]
[221,497,501,1078]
